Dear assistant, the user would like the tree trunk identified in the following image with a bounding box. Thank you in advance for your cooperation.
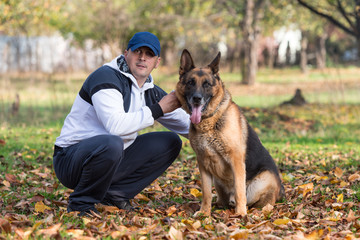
[300,31,308,73]
[315,33,328,69]
[241,0,264,85]
[357,0,360,60]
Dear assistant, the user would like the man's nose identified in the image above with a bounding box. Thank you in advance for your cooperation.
[138,52,145,60]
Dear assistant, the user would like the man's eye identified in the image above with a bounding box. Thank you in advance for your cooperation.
[146,51,155,57]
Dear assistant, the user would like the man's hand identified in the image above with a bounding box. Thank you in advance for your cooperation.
[158,91,182,114]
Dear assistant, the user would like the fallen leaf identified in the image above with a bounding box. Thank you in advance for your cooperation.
[262,203,274,215]
[190,188,202,198]
[0,218,11,234]
[135,193,150,202]
[346,210,358,222]
[334,167,343,178]
[230,229,249,239]
[5,174,19,184]
[298,182,314,196]
[336,193,343,203]
[348,173,360,182]
[273,219,290,225]
[169,226,183,240]
[37,223,61,237]
[34,201,51,213]
[166,205,177,216]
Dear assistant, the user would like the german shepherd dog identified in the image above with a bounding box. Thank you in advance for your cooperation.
[176,49,285,216]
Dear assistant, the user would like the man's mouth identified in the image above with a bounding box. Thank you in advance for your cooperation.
[136,63,146,69]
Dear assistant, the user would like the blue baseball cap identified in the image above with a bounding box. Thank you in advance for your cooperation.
[127,32,161,56]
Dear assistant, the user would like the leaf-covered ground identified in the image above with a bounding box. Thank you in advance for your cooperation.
[1,103,360,239]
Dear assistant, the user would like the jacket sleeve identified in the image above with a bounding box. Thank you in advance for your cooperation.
[92,89,155,136]
[157,108,190,138]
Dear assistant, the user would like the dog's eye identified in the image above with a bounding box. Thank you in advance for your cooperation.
[186,79,195,86]
[203,81,211,88]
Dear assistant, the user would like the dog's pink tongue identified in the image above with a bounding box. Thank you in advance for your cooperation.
[190,106,202,124]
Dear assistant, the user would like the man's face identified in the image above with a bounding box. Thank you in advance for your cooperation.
[124,46,161,82]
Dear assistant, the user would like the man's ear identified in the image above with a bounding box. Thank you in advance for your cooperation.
[154,56,161,69]
[208,52,221,74]
[179,49,195,76]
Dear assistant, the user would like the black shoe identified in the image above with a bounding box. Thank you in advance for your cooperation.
[101,198,135,211]
[68,206,100,217]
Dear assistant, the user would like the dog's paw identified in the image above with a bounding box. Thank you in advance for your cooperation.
[235,206,247,217]
[193,210,210,218]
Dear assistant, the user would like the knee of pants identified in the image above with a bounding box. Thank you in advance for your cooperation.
[96,135,124,165]
[161,132,182,159]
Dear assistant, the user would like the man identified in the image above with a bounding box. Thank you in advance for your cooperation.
[53,32,190,216]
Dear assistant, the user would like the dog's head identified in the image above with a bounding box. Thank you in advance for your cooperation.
[176,49,224,124]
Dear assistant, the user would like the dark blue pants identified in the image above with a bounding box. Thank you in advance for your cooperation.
[53,132,182,212]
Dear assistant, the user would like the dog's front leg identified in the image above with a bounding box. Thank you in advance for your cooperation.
[197,163,213,216]
[232,154,247,216]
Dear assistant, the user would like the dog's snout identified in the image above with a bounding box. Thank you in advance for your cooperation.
[192,93,202,104]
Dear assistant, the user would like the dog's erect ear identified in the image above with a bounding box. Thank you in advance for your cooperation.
[179,49,195,76]
[208,52,221,74]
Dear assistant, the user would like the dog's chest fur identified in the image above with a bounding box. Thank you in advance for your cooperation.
[189,104,245,183]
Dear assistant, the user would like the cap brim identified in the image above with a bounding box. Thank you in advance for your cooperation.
[129,43,159,56]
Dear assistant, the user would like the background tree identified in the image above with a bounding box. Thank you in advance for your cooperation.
[296,0,360,60]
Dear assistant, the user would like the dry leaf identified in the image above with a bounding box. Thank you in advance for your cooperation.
[298,182,314,196]
[169,226,183,240]
[230,229,249,239]
[166,205,177,216]
[190,188,202,198]
[273,219,290,225]
[34,201,51,213]
[334,167,343,178]
[37,223,61,237]
[135,193,150,202]
[348,173,360,182]
[0,218,11,234]
[262,203,274,215]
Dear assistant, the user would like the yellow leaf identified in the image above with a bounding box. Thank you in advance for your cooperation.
[336,193,344,203]
[298,182,314,196]
[314,175,328,181]
[340,181,348,187]
[204,224,214,230]
[273,219,290,225]
[190,188,202,198]
[35,201,51,213]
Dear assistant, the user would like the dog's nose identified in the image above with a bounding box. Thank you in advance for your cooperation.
[192,93,202,104]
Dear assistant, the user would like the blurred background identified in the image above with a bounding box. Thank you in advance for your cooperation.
[0,0,359,126]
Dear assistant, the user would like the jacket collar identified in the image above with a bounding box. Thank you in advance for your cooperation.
[104,55,155,91]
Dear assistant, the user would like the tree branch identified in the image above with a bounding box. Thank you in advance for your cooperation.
[336,0,356,31]
[297,0,356,37]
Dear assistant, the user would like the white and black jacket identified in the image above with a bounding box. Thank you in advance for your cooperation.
[55,55,190,149]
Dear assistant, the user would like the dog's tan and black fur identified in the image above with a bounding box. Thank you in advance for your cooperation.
[176,49,285,216]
